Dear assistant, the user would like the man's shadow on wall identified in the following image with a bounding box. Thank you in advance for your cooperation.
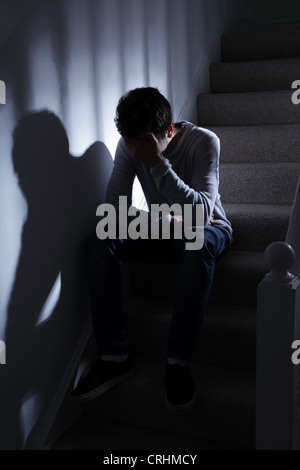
[2,110,113,449]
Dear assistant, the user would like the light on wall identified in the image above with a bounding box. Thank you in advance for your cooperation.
[35,272,61,327]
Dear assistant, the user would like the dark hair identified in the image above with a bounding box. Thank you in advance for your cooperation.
[114,87,172,138]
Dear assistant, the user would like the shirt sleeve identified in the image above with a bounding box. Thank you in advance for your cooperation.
[149,133,220,225]
[104,138,171,237]
[105,138,136,206]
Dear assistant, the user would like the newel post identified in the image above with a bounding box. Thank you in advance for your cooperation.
[256,241,300,450]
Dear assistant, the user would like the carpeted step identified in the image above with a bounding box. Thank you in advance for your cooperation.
[197,90,299,127]
[210,250,267,306]
[51,415,243,450]
[210,58,300,93]
[221,29,300,62]
[123,295,256,371]
[84,355,256,449]
[219,162,300,205]
[223,203,291,252]
[209,124,300,164]
[123,249,267,306]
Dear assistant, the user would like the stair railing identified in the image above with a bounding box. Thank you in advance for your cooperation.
[256,177,300,449]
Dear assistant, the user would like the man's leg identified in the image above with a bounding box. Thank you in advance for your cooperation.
[86,233,174,354]
[71,233,173,401]
[86,234,128,357]
[164,225,230,409]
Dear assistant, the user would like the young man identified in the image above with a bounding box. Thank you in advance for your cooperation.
[71,87,232,410]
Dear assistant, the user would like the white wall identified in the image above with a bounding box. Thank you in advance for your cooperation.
[0,0,254,449]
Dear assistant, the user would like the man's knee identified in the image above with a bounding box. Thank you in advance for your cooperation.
[201,226,229,260]
[179,227,222,261]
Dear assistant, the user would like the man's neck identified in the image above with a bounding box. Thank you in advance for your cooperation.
[163,126,185,157]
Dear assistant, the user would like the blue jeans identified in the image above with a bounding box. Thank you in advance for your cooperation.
[86,225,230,361]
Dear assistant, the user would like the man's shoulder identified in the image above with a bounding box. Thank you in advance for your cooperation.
[186,121,218,139]
[179,121,219,148]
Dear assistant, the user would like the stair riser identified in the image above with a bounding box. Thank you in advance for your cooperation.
[221,29,300,62]
[226,211,290,252]
[210,266,265,306]
[210,59,300,93]
[197,91,299,127]
[209,125,300,164]
[219,165,299,205]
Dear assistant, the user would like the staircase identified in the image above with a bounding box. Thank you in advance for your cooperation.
[51,22,300,451]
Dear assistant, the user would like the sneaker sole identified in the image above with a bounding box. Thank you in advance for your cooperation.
[71,368,134,402]
[165,392,197,412]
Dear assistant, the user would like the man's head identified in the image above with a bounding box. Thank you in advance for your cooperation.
[114,87,172,139]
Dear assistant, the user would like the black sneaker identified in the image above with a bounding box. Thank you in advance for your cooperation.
[71,356,133,402]
[164,363,196,411]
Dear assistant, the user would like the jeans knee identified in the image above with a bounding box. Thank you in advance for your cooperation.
[179,231,218,264]
[201,235,217,259]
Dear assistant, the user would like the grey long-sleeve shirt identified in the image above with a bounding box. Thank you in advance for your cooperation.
[106,121,233,241]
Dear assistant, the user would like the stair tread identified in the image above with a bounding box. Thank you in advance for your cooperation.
[221,28,300,61]
[220,161,300,169]
[208,124,300,163]
[52,415,244,450]
[84,354,256,449]
[211,250,267,306]
[210,57,300,93]
[223,203,290,252]
[224,202,291,214]
[212,123,300,131]
[126,249,268,277]
[123,295,256,370]
[219,164,299,205]
[216,249,266,269]
[199,90,294,98]
[124,294,256,318]
[124,296,256,340]
[124,249,267,306]
[197,90,299,127]
[127,249,265,265]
